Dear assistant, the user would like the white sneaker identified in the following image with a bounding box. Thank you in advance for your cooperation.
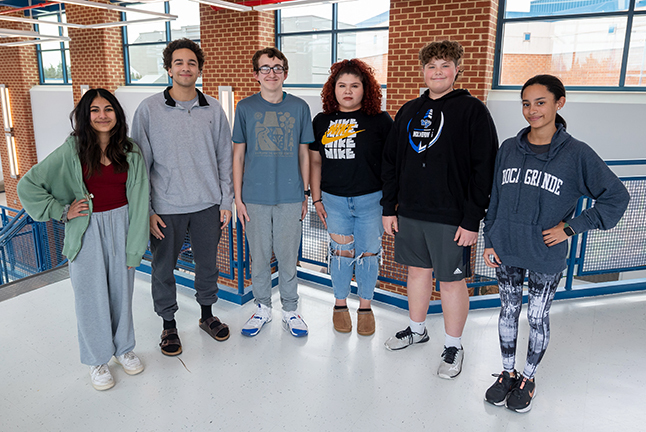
[115,351,144,375]
[89,364,115,391]
[437,346,464,379]
[282,311,309,337]
[384,326,429,351]
[241,303,272,337]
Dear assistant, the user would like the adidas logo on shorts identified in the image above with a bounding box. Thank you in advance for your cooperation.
[453,268,462,275]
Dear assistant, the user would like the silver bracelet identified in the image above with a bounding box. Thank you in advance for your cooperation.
[61,204,71,223]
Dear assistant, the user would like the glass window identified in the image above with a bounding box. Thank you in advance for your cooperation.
[127,44,167,84]
[499,17,627,86]
[504,0,628,19]
[282,34,332,85]
[170,0,200,41]
[277,0,389,87]
[35,10,71,85]
[337,29,388,84]
[123,1,200,85]
[337,0,389,29]
[40,50,67,83]
[280,4,332,32]
[625,16,646,86]
[123,2,167,44]
[496,1,646,89]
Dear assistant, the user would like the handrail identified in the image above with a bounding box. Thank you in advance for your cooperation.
[0,209,29,248]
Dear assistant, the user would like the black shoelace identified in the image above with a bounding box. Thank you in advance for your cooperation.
[442,346,459,363]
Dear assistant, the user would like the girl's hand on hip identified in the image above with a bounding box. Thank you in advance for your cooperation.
[67,199,89,220]
[543,221,568,247]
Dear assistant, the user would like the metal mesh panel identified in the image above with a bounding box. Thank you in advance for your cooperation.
[0,216,66,285]
[301,198,329,266]
[580,180,646,274]
[473,220,497,281]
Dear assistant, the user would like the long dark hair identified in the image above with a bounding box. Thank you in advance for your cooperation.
[521,74,567,129]
[321,59,382,116]
[70,88,131,177]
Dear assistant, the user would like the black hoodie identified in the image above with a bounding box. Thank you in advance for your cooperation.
[381,89,498,231]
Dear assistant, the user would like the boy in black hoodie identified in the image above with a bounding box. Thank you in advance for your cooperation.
[382,40,498,379]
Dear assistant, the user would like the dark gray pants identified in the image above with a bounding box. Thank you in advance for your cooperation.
[150,204,222,321]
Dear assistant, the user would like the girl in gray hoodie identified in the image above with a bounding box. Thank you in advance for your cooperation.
[482,75,629,413]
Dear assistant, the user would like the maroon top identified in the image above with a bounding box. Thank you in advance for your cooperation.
[83,163,128,212]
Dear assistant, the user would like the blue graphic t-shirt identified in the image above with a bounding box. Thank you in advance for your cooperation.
[232,92,315,205]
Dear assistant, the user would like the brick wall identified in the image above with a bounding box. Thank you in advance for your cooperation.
[200,3,275,104]
[65,1,124,103]
[501,51,644,87]
[0,10,40,209]
[387,0,499,116]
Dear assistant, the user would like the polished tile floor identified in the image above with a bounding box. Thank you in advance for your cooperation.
[1,273,645,432]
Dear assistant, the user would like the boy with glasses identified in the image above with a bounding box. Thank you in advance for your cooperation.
[232,47,315,337]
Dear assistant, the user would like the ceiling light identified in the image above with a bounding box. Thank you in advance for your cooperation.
[253,0,355,12]
[189,0,253,11]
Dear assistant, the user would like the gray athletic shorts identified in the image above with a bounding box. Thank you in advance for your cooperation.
[394,216,471,282]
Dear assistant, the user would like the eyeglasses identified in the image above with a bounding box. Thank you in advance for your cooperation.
[256,65,286,75]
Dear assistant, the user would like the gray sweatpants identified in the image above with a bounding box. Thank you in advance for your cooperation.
[68,205,136,366]
[245,202,302,312]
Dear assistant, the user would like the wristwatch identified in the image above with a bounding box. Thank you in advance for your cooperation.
[304,190,311,197]
[563,223,575,237]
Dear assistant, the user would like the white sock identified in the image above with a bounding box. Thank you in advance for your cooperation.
[409,319,426,334]
[444,333,462,349]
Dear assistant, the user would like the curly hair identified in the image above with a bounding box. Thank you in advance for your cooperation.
[163,38,204,71]
[321,59,382,116]
[419,40,464,69]
[70,88,132,177]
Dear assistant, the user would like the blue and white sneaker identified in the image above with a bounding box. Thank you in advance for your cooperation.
[282,311,309,337]
[241,303,272,337]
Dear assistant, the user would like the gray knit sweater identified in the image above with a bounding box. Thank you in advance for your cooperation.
[131,88,234,215]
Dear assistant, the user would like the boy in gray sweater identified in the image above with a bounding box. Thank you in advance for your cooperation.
[131,38,234,356]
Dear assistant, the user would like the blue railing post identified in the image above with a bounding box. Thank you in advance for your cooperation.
[236,218,245,296]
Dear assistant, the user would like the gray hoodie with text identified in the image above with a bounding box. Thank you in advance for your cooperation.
[483,124,630,274]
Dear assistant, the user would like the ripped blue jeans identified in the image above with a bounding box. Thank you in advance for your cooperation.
[322,191,383,301]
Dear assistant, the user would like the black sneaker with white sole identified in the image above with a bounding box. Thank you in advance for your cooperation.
[506,376,536,413]
[485,370,518,406]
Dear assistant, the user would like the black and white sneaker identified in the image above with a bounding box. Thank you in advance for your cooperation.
[437,346,464,379]
[485,370,518,406]
[384,326,429,351]
[506,376,536,413]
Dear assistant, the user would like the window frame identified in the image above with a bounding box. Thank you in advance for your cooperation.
[35,9,71,86]
[493,0,646,91]
[121,1,200,86]
[275,3,388,88]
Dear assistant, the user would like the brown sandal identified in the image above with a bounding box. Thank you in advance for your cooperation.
[160,328,182,356]
[199,316,230,341]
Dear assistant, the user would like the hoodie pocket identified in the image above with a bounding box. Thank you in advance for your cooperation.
[489,219,567,266]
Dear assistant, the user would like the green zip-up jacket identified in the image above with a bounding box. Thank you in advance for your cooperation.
[17,136,150,267]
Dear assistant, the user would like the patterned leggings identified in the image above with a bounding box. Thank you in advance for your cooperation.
[496,264,562,379]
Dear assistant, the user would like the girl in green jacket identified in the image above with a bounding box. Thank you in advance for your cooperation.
[17,89,149,391]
